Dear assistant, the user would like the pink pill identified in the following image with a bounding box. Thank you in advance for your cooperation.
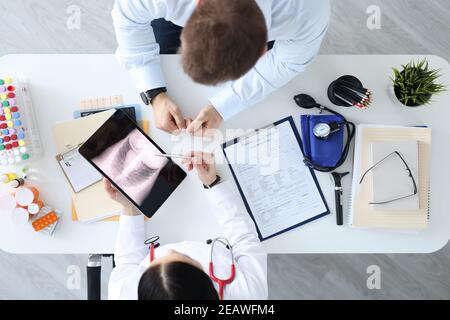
[9,128,16,135]
[8,99,16,105]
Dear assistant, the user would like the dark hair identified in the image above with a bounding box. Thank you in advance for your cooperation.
[138,262,219,300]
[181,0,267,85]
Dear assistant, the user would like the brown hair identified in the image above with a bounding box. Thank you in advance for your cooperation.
[138,262,219,300]
[181,0,268,85]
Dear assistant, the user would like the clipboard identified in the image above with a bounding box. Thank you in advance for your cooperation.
[56,143,103,193]
[222,116,330,241]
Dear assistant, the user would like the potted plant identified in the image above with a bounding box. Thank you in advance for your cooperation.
[391,59,446,107]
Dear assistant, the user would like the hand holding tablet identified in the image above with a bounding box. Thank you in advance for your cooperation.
[79,110,187,219]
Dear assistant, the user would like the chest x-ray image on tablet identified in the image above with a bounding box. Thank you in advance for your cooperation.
[79,110,186,218]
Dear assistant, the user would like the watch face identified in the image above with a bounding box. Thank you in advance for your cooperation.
[313,123,331,139]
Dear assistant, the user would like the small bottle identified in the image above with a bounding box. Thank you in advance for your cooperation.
[7,178,25,188]
[0,173,17,184]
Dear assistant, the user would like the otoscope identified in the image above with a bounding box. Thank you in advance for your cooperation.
[331,172,350,226]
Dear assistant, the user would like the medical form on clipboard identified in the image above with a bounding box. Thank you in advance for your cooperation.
[222,117,329,241]
[56,144,103,193]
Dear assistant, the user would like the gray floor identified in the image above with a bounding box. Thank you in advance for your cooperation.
[0,0,449,300]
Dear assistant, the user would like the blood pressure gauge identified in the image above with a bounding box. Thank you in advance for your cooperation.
[313,122,341,140]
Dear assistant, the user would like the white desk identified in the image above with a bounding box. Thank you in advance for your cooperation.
[0,54,449,254]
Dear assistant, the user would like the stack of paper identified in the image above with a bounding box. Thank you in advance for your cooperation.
[349,125,431,229]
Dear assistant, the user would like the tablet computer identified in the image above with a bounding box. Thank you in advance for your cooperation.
[79,109,187,218]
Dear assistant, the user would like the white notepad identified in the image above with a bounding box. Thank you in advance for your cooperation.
[349,124,431,230]
[222,117,329,241]
[371,140,420,211]
[56,145,103,193]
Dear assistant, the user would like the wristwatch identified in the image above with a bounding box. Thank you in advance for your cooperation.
[140,87,167,106]
[203,175,221,189]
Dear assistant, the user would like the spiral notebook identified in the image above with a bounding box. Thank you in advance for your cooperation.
[349,124,431,229]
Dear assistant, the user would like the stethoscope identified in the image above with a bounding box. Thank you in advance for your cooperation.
[206,237,236,300]
[145,236,235,300]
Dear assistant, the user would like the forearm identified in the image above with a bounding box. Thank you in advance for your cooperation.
[207,181,261,252]
[208,181,268,299]
[114,214,148,266]
[122,205,141,217]
[210,45,319,120]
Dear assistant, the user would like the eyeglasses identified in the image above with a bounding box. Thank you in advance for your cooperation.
[359,151,418,205]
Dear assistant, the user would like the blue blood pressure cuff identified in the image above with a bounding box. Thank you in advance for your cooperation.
[300,115,345,168]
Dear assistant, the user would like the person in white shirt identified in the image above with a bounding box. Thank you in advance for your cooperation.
[112,0,330,135]
[107,152,267,300]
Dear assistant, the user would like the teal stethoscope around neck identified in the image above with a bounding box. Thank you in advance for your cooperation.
[144,236,235,300]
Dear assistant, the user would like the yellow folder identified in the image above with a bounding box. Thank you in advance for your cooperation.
[52,110,123,223]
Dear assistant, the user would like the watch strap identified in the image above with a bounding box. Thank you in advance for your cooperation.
[203,175,221,189]
[140,87,167,105]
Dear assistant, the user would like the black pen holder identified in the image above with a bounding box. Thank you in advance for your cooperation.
[327,75,364,107]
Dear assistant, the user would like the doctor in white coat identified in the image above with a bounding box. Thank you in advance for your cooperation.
[107,152,267,300]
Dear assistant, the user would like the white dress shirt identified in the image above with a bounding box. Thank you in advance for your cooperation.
[112,0,330,120]
[108,181,268,300]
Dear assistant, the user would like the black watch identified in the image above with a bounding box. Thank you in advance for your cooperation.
[203,175,221,189]
[140,87,167,105]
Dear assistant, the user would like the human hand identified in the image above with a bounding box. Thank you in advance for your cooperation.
[152,93,186,133]
[186,105,223,136]
[103,178,141,216]
[182,152,218,186]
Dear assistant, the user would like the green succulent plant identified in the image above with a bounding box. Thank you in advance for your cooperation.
[391,59,446,106]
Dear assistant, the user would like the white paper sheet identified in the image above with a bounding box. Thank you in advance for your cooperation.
[224,120,328,239]
[58,148,103,193]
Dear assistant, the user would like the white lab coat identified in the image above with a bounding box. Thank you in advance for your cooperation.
[112,0,330,120]
[108,181,268,300]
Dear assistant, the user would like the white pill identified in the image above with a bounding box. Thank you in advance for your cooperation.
[28,203,41,215]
